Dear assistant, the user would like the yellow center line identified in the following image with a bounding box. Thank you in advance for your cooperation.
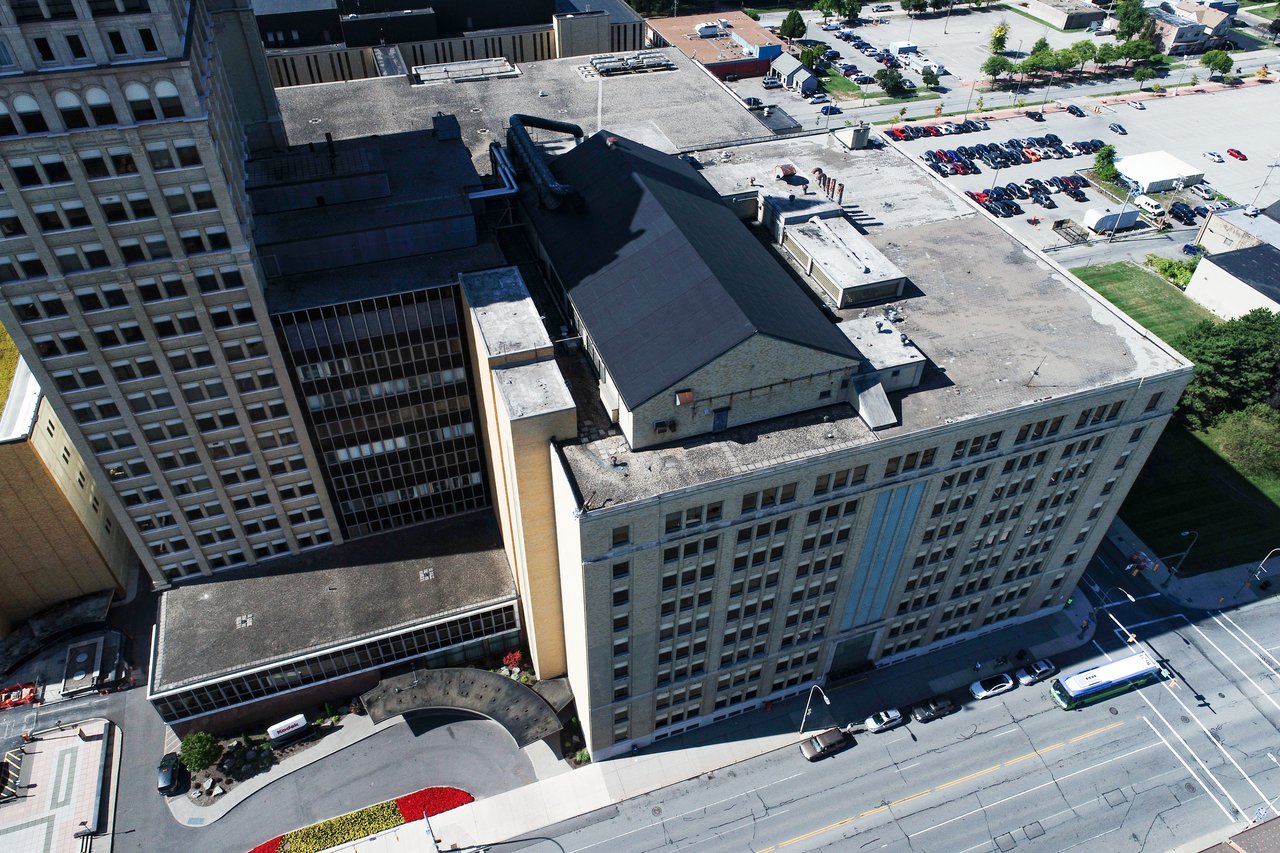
[889,790,930,807]
[761,719,1127,851]
[1069,720,1124,743]
[934,764,1003,790]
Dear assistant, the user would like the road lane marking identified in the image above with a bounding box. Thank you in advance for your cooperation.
[906,742,1161,839]
[568,771,805,852]
[757,721,1128,851]
[991,727,1019,738]
[1137,687,1247,818]
[1184,614,1280,713]
[889,790,930,807]
[1210,612,1280,690]
[899,762,920,770]
[1142,716,1233,821]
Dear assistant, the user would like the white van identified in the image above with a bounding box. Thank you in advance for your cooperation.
[1136,195,1166,218]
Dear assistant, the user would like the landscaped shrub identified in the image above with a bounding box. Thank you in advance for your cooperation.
[278,801,403,853]
[394,786,475,822]
[1146,253,1199,288]
[179,731,222,772]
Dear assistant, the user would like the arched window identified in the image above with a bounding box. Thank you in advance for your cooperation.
[55,91,89,129]
[154,81,184,118]
[85,87,117,126]
[0,103,16,137]
[12,94,48,133]
[124,82,155,122]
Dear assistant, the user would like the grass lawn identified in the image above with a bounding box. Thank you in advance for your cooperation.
[1069,262,1216,344]
[0,320,19,408]
[820,70,863,97]
[1253,4,1280,18]
[1072,262,1280,575]
[1120,423,1280,574]
[878,90,942,105]
[995,3,1086,32]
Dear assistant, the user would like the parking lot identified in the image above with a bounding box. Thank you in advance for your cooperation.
[881,83,1280,248]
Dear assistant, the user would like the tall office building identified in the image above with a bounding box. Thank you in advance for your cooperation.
[0,0,342,586]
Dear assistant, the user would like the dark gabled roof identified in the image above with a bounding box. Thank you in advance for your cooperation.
[527,132,858,408]
[1208,243,1280,305]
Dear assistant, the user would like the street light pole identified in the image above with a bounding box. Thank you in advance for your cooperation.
[1256,547,1280,583]
[800,683,831,734]
[943,0,956,34]
[1249,158,1280,209]
[1095,587,1138,643]
[1170,530,1199,575]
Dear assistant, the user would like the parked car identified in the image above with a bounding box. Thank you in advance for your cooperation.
[1193,205,1210,218]
[1108,123,1126,135]
[743,97,763,109]
[1169,201,1196,225]
[1066,104,1085,117]
[971,673,1016,699]
[865,708,906,733]
[855,75,875,84]
[1190,183,1215,201]
[873,3,894,10]
[158,752,183,795]
[820,104,842,115]
[763,78,782,89]
[809,93,830,104]
[1227,148,1247,161]
[1015,659,1057,686]
[1128,100,1145,110]
[1025,110,1044,121]
[1182,243,1202,256]
[911,697,957,722]
[1203,151,1224,163]
[800,727,852,761]
[822,21,841,30]
[902,80,916,90]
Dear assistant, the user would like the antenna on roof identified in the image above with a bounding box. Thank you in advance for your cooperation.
[1025,355,1048,386]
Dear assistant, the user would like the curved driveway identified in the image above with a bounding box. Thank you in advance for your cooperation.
[112,700,535,853]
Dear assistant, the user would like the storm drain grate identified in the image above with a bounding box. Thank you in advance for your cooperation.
[1024,822,1045,839]
[995,832,1017,851]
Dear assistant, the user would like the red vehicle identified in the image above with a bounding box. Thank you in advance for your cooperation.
[1227,148,1247,161]
[0,682,37,710]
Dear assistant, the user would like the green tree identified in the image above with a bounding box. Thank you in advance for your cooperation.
[1200,49,1233,77]
[1173,310,1280,429]
[1189,73,1200,86]
[1095,42,1122,67]
[1031,36,1051,56]
[1133,66,1155,88]
[1217,405,1280,476]
[779,10,807,40]
[922,67,940,88]
[1093,143,1119,183]
[1269,18,1280,43]
[816,0,841,19]
[990,22,1009,54]
[800,44,825,69]
[901,0,929,15]
[874,67,907,95]
[930,0,950,11]
[180,731,223,772]
[1115,0,1148,41]
[1119,38,1156,66]
[1052,48,1078,77]
[842,0,864,21]
[981,54,1013,83]
[1070,40,1097,71]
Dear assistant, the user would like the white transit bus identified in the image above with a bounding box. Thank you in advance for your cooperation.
[1049,651,1163,710]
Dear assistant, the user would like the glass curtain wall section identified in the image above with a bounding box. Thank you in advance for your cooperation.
[273,285,488,538]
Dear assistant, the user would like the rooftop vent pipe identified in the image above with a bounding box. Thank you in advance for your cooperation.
[507,114,586,210]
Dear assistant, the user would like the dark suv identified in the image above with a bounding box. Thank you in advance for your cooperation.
[911,697,957,722]
[1169,201,1196,225]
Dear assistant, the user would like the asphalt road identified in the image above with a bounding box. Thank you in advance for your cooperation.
[506,546,1280,853]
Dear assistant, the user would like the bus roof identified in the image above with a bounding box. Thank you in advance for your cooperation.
[1061,651,1159,697]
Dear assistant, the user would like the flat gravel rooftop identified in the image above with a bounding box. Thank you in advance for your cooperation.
[559,135,1191,507]
[275,48,766,171]
[152,512,515,692]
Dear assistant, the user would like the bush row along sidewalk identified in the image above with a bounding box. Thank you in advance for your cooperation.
[247,786,474,853]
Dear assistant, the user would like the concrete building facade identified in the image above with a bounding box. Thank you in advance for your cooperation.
[473,129,1193,759]
[0,0,346,587]
[0,358,132,636]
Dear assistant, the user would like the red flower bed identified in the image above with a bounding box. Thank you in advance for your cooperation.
[247,837,281,853]
[395,786,475,822]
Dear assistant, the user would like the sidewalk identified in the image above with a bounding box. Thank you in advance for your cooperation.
[1107,518,1273,611]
